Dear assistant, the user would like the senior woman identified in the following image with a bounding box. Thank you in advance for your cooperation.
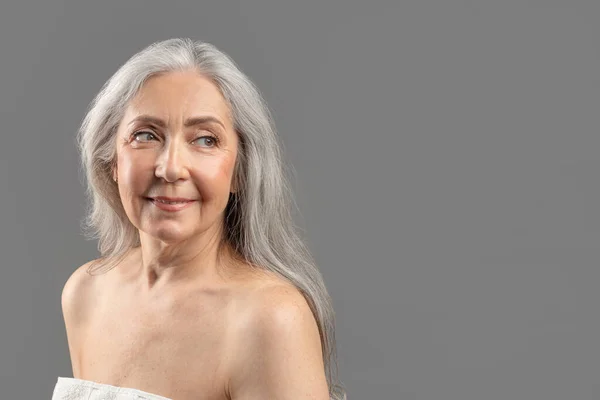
[53,38,346,400]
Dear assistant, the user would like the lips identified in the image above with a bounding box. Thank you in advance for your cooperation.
[146,197,196,212]
[149,196,196,203]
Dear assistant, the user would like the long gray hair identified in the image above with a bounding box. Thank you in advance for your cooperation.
[77,38,346,399]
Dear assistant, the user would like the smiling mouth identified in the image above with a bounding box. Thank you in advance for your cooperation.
[149,198,193,205]
[145,197,197,211]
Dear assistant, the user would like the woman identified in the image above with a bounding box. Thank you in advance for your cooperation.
[53,38,346,400]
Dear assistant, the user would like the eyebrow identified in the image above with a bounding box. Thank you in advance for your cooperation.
[128,114,226,130]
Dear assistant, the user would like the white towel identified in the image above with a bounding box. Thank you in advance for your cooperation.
[52,377,173,400]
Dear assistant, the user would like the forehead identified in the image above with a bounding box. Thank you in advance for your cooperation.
[123,70,232,126]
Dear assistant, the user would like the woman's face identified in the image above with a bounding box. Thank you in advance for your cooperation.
[113,69,238,244]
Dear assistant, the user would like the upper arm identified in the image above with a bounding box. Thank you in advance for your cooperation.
[61,261,94,378]
[226,285,330,400]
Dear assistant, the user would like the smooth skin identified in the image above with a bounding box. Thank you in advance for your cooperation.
[61,69,329,400]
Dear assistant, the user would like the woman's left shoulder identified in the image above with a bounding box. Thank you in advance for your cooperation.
[238,268,309,312]
[223,271,326,399]
[231,273,318,343]
[225,263,310,320]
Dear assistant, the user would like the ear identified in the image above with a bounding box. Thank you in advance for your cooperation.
[111,163,118,182]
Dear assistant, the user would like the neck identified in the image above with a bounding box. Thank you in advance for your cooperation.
[135,225,234,290]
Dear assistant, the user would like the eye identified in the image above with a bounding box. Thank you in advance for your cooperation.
[194,135,220,148]
[132,131,157,142]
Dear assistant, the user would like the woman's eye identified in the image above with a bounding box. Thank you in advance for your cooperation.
[131,132,218,147]
[194,136,219,148]
[132,131,157,142]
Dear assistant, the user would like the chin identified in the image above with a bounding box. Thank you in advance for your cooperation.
[145,224,194,243]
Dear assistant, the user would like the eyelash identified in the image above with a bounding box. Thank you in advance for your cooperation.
[131,131,220,147]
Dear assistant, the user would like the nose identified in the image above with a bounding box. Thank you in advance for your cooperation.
[154,137,191,183]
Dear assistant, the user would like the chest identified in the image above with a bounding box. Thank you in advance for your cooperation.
[77,287,233,400]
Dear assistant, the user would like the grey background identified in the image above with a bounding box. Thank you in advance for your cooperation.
[1,0,599,399]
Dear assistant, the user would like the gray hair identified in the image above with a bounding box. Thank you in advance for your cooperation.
[77,38,346,399]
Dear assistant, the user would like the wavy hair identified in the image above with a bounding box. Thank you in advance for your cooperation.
[76,38,346,399]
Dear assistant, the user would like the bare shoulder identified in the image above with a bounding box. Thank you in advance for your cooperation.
[229,269,316,331]
[61,259,100,329]
[244,281,323,355]
[225,276,329,399]
[246,281,315,324]
[61,253,130,319]
[61,259,103,378]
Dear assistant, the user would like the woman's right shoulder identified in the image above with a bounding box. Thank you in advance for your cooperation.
[61,259,100,326]
[61,259,104,377]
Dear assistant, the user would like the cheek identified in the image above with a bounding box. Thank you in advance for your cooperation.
[118,152,155,191]
[194,158,236,197]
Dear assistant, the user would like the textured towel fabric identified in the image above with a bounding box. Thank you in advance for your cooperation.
[52,377,173,400]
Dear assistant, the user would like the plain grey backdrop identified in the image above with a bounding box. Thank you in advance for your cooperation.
[1,0,599,399]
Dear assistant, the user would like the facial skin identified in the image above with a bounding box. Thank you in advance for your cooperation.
[112,69,239,288]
